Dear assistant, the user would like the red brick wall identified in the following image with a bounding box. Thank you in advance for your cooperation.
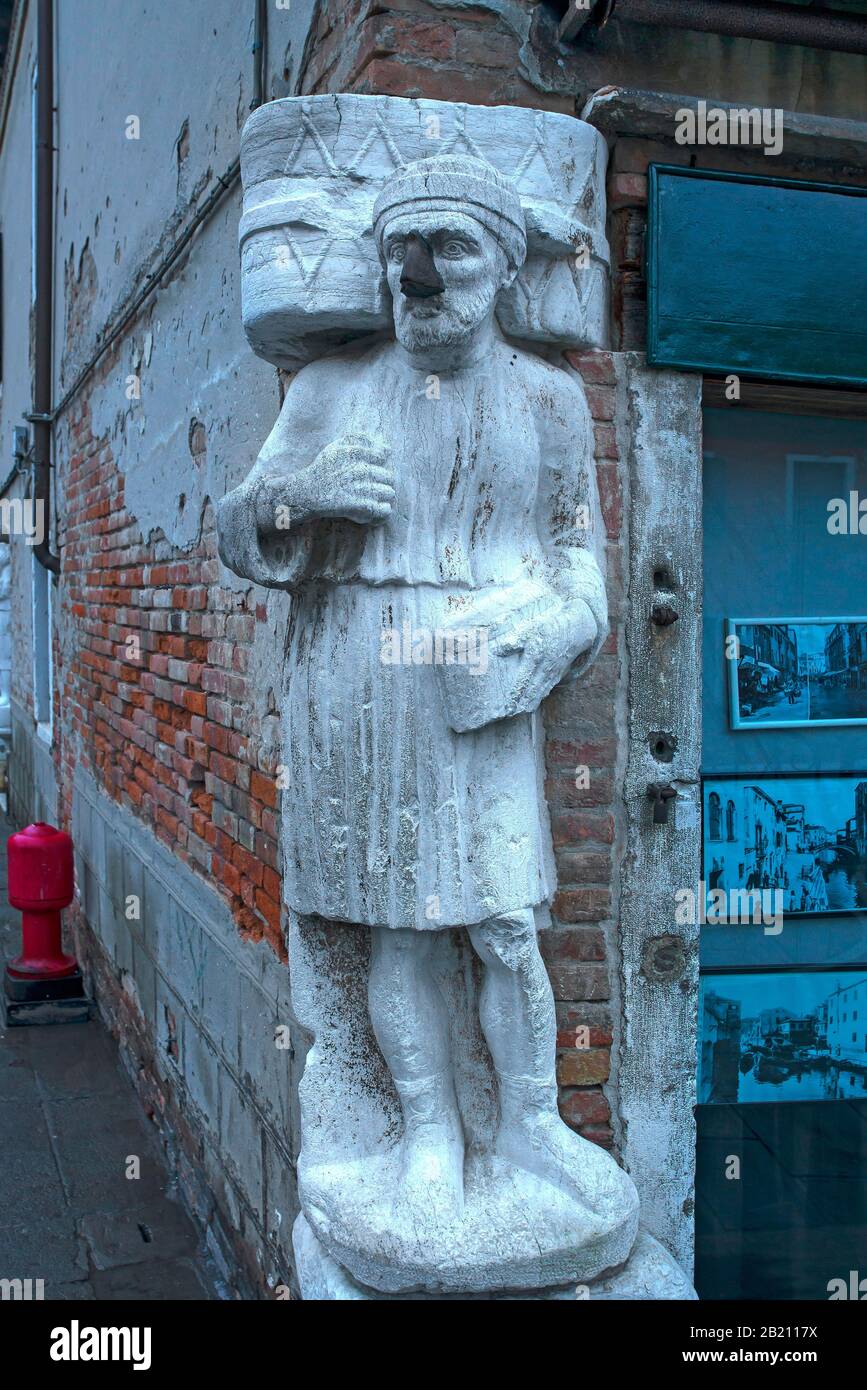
[542,349,623,1150]
[299,0,572,112]
[58,365,285,960]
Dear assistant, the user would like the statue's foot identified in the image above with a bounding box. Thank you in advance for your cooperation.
[400,1117,465,1214]
[393,1070,465,1215]
[495,1078,638,1224]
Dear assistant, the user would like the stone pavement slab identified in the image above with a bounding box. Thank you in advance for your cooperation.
[0,810,222,1301]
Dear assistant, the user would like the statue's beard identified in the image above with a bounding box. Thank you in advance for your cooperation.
[393,280,498,352]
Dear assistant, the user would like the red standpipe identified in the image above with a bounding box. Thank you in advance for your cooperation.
[7,822,77,978]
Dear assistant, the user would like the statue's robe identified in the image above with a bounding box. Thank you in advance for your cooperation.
[217,335,607,930]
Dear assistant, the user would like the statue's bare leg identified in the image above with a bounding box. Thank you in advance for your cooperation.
[368,926,464,1210]
[468,910,630,1210]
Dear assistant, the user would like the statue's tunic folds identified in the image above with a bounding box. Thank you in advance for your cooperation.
[218,339,607,930]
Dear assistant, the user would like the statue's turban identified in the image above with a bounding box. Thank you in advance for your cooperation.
[372,155,527,271]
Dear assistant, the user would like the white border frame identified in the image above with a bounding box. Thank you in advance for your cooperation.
[727,616,867,730]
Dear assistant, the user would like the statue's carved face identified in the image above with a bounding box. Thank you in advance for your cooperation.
[382,210,510,352]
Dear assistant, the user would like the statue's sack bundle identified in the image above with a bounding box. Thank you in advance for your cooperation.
[239,95,610,369]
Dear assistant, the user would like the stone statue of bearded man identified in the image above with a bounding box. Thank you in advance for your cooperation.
[217,154,639,1289]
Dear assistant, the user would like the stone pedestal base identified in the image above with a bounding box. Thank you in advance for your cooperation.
[293,1214,697,1301]
[300,1141,640,1294]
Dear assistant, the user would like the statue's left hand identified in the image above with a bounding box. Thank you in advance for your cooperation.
[489,599,595,669]
[438,596,598,733]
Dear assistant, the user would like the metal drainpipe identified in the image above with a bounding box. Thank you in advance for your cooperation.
[571,0,867,56]
[30,0,59,574]
[252,0,267,110]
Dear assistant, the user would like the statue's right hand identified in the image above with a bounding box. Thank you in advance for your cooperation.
[294,435,394,525]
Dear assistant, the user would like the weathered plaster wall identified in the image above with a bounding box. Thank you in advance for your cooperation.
[0,5,38,773]
[53,0,287,547]
[53,0,317,393]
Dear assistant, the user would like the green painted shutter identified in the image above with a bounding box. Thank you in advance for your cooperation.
[647,165,867,388]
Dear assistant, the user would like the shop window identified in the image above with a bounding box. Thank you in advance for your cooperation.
[697,402,867,1300]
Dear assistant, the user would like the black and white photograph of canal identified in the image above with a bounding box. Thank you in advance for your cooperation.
[699,972,867,1104]
[704,774,867,915]
[728,619,867,728]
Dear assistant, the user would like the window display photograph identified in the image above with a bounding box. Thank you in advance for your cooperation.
[703,774,867,916]
[727,619,867,728]
[699,971,867,1105]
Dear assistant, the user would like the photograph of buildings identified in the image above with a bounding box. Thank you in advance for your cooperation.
[728,619,867,728]
[704,775,867,916]
[699,972,867,1104]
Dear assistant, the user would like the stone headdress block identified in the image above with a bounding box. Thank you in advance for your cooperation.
[239,94,610,369]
